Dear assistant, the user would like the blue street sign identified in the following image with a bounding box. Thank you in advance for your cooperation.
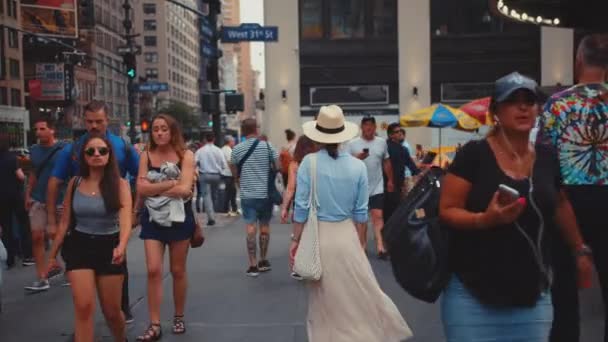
[136,82,169,93]
[201,43,219,58]
[201,17,214,39]
[221,23,278,43]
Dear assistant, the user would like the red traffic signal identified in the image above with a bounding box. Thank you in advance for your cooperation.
[141,119,150,133]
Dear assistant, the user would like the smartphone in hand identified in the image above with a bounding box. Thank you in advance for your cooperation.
[497,184,520,206]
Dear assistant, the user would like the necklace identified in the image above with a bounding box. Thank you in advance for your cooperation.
[497,132,534,176]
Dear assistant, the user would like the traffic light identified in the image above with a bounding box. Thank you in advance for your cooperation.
[79,0,95,28]
[126,121,131,127]
[123,53,136,79]
[221,114,228,131]
[141,119,150,133]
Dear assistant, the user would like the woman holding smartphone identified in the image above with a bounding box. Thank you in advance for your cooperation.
[439,72,593,341]
[47,134,131,342]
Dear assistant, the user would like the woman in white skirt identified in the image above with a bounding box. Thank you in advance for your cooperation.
[289,105,412,342]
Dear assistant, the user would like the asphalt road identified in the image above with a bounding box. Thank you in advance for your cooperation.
[0,214,604,341]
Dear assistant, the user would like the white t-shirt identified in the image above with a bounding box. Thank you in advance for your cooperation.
[195,143,227,174]
[221,145,233,176]
[346,136,389,196]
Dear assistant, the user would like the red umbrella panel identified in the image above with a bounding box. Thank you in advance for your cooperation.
[460,97,493,125]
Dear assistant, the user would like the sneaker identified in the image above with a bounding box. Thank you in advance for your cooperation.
[47,265,63,279]
[246,266,260,277]
[22,258,35,266]
[207,220,216,226]
[124,311,134,324]
[290,272,303,281]
[25,279,50,292]
[258,260,272,272]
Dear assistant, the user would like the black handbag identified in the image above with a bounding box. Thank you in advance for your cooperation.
[383,167,451,303]
[266,143,282,205]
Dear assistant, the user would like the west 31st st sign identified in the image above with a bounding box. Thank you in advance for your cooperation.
[221,23,278,43]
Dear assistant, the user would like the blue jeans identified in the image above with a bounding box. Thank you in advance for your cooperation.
[441,276,553,342]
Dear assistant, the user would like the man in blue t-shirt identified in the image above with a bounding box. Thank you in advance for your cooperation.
[47,100,140,322]
[23,116,66,293]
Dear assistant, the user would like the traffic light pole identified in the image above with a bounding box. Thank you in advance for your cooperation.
[123,0,137,143]
[208,0,222,146]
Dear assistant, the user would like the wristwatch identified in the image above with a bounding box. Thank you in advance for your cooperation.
[290,233,300,243]
[574,244,593,258]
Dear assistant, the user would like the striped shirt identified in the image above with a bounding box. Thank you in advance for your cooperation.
[231,138,279,199]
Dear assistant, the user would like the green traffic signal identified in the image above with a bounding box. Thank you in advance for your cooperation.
[127,68,136,78]
[208,121,213,127]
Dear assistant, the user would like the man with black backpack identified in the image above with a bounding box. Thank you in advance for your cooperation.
[47,101,140,323]
[24,116,66,293]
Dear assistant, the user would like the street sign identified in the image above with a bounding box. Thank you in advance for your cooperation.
[221,23,278,43]
[117,45,142,55]
[201,43,219,58]
[136,82,169,93]
[201,17,214,40]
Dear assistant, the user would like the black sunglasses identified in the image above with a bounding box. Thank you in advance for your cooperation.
[84,146,110,156]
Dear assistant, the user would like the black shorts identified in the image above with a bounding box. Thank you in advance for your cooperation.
[61,230,125,276]
[369,194,384,210]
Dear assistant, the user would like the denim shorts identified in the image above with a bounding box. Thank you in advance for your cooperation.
[441,276,553,342]
[241,198,273,224]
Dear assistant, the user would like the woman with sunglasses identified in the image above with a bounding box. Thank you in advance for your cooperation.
[47,134,132,342]
[439,72,593,341]
[136,114,195,341]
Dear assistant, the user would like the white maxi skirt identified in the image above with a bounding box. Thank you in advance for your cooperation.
[307,219,413,342]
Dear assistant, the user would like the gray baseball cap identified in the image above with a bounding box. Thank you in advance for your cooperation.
[493,72,539,102]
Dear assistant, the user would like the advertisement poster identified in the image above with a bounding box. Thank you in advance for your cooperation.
[20,0,77,38]
[36,63,66,101]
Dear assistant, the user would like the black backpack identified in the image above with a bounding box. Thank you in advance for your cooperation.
[383,166,451,303]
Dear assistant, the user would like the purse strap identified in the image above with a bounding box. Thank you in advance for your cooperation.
[308,154,319,212]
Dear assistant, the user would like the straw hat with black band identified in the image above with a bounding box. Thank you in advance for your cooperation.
[303,105,359,144]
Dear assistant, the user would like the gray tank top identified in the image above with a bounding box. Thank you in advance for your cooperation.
[73,189,119,235]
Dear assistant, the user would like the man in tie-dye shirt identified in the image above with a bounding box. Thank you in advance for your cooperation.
[537,33,608,342]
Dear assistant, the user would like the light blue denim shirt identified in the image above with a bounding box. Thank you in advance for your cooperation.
[294,149,369,224]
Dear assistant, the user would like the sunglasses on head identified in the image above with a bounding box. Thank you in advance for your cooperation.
[84,146,109,156]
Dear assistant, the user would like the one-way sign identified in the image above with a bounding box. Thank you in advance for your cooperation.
[221,23,278,43]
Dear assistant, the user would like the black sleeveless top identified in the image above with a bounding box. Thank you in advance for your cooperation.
[445,139,562,307]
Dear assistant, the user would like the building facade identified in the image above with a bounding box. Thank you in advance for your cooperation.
[135,0,201,113]
[264,0,575,148]
[0,0,28,148]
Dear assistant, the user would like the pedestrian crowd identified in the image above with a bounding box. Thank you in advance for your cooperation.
[0,33,607,342]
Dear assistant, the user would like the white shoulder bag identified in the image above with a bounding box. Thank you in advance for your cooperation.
[293,154,322,281]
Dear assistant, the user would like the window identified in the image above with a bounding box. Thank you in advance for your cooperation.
[370,0,397,37]
[97,53,105,72]
[95,5,102,23]
[8,29,18,48]
[10,89,21,106]
[0,0,4,14]
[330,0,365,39]
[98,77,105,96]
[144,52,159,63]
[107,79,113,97]
[144,36,157,46]
[301,0,323,38]
[143,3,156,15]
[0,87,7,105]
[144,20,157,31]
[145,68,159,78]
[9,59,19,79]
[8,0,17,18]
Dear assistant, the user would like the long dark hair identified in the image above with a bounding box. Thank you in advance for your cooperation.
[293,136,318,163]
[78,134,122,213]
[324,144,340,159]
[148,114,187,160]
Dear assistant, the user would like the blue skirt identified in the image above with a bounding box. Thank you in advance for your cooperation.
[139,202,195,243]
[441,276,553,342]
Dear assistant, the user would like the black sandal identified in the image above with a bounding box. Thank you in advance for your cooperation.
[172,315,186,334]
[136,323,162,341]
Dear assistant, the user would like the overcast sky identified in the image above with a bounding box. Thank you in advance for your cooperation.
[240,0,265,88]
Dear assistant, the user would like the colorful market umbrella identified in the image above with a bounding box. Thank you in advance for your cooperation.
[460,97,493,125]
[400,104,481,164]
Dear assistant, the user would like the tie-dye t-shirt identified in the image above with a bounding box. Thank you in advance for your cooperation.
[537,83,608,185]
